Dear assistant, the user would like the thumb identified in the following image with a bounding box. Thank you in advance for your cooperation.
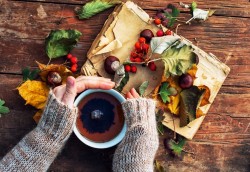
[62,76,77,108]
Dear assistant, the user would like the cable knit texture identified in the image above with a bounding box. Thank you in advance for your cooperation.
[0,91,78,172]
[113,98,159,172]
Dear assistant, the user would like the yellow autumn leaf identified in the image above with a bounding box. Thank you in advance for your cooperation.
[187,64,198,79]
[33,109,43,123]
[17,80,50,109]
[36,61,73,84]
[168,94,180,116]
[196,108,205,118]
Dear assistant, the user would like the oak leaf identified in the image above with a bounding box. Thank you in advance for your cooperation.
[17,80,50,109]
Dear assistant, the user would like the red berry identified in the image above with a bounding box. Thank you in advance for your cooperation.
[131,51,138,58]
[134,58,142,62]
[154,18,162,25]
[141,43,149,52]
[165,30,172,36]
[135,42,141,50]
[71,64,78,72]
[124,65,131,72]
[70,56,78,64]
[148,62,157,71]
[130,56,136,62]
[131,65,137,73]
[139,37,146,43]
[67,54,73,59]
[156,30,164,37]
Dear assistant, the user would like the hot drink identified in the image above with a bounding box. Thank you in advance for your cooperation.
[76,92,124,143]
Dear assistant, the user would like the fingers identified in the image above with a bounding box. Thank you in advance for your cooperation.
[126,88,140,99]
[61,76,77,108]
[76,76,115,93]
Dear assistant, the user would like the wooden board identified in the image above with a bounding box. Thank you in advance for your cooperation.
[0,0,249,171]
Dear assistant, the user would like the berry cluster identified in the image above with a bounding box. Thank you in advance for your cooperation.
[67,54,78,72]
[130,37,149,63]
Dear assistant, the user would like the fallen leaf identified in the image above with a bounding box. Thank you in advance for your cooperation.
[150,36,179,54]
[116,72,129,92]
[17,80,50,109]
[0,99,10,117]
[167,137,186,157]
[22,67,40,81]
[161,42,196,76]
[196,108,204,118]
[187,64,198,79]
[168,94,180,116]
[198,85,211,107]
[37,61,73,84]
[179,86,205,127]
[139,81,149,97]
[45,29,82,59]
[33,109,43,123]
[154,160,166,172]
[76,0,121,19]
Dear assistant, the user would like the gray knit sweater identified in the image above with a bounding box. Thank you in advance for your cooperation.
[0,92,159,172]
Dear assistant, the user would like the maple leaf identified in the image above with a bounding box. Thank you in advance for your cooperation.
[0,99,10,117]
[168,137,186,157]
[17,80,50,109]
[161,42,196,76]
[22,67,40,81]
[36,61,73,85]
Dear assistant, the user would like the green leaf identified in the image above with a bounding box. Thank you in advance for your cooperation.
[161,42,196,76]
[45,29,82,59]
[191,1,197,12]
[0,99,10,116]
[156,109,165,135]
[168,138,186,157]
[165,6,180,28]
[154,160,166,172]
[159,82,171,103]
[77,0,121,19]
[139,81,149,97]
[116,72,129,92]
[179,86,205,127]
[22,67,40,81]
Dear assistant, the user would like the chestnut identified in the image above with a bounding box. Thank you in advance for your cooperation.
[140,29,154,43]
[104,56,120,75]
[47,71,62,87]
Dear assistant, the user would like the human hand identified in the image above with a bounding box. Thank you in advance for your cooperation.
[125,88,140,99]
[53,76,115,108]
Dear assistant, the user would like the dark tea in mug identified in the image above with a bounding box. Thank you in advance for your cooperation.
[76,92,124,143]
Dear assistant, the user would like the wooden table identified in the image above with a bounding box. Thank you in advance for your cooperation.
[0,0,249,171]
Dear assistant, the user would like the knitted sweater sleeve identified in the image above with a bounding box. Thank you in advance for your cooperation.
[113,98,159,172]
[0,91,78,172]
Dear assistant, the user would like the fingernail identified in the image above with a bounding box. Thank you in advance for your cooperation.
[67,78,74,86]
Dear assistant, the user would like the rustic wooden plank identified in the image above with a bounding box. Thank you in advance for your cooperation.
[12,0,250,17]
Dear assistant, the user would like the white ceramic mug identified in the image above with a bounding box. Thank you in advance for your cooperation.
[73,89,127,149]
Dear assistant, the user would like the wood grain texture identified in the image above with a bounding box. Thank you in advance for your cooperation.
[0,0,249,171]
